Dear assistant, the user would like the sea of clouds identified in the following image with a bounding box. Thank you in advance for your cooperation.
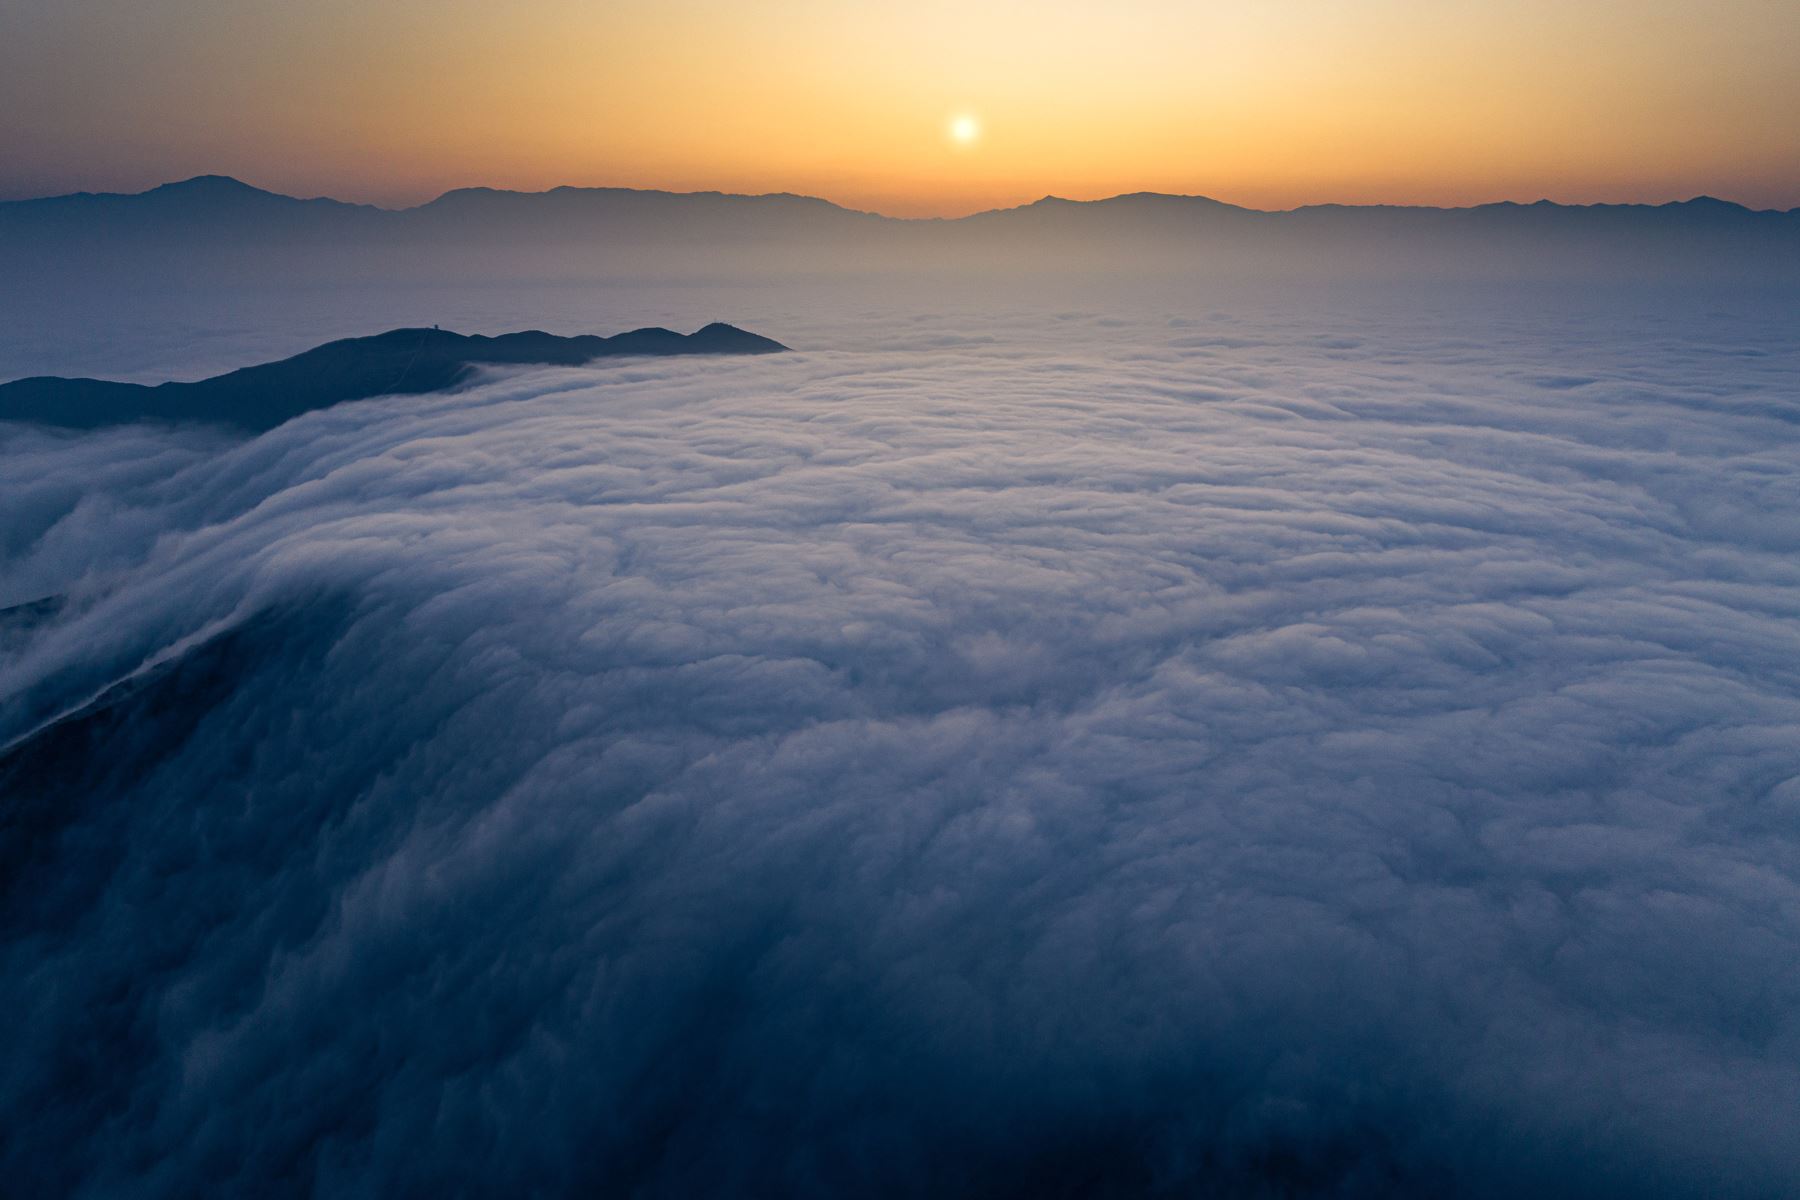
[3,287,1799,1197]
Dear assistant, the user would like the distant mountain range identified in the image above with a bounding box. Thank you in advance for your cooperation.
[8,173,1796,224]
[0,323,787,431]
[2,175,1795,281]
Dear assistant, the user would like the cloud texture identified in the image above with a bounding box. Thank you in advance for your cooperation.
[3,296,1800,1197]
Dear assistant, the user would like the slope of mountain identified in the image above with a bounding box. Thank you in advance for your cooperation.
[0,323,788,431]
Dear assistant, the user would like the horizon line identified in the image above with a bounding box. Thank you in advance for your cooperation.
[5,174,1798,220]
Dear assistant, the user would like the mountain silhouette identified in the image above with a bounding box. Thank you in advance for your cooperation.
[2,176,1794,281]
[0,323,787,431]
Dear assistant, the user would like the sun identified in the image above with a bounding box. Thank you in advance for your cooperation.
[948,114,981,146]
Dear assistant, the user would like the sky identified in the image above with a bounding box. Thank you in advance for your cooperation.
[2,0,1798,214]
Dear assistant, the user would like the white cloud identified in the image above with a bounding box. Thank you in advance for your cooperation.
[3,293,1799,1197]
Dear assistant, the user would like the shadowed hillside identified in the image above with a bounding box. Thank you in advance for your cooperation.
[0,323,787,430]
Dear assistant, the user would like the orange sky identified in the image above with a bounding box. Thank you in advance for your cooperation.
[3,0,1797,214]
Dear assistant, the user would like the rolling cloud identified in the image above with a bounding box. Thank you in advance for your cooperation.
[3,299,1799,1197]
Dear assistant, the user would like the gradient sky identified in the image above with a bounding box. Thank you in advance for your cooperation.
[3,0,1797,215]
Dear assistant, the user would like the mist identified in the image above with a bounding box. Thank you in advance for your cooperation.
[5,291,1799,1197]
[3,180,1796,336]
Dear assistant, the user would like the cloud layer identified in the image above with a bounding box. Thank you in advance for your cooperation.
[3,296,1800,1197]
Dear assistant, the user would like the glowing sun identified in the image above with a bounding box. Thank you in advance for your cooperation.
[949,114,981,146]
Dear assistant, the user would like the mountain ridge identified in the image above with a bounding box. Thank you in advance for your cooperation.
[2,175,1788,219]
[4,175,1793,282]
[0,323,788,432]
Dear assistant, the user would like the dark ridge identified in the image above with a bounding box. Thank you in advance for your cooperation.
[0,323,789,432]
[0,594,65,629]
[0,594,66,657]
[0,617,266,925]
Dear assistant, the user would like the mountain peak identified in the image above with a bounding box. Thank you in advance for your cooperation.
[149,175,270,197]
[1671,195,1749,213]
